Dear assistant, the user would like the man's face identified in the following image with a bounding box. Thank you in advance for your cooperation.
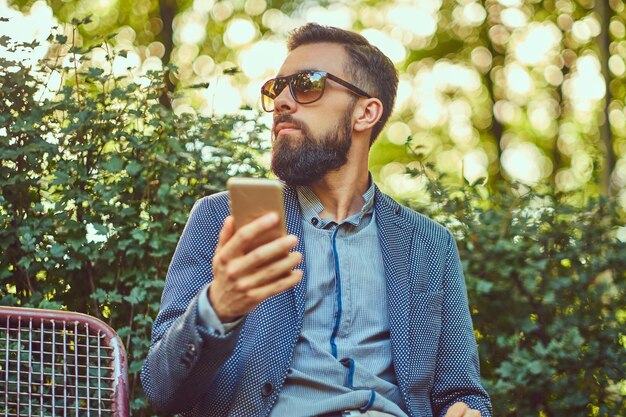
[269,43,358,186]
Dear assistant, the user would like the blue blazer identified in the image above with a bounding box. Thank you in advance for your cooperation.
[141,185,492,417]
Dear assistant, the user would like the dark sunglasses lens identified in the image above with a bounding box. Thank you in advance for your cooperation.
[261,94,274,112]
[261,77,287,111]
[292,72,325,104]
[261,72,326,111]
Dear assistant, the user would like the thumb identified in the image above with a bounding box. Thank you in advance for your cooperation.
[444,402,468,417]
[217,216,236,249]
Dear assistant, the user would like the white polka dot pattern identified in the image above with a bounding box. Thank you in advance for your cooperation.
[140,185,492,417]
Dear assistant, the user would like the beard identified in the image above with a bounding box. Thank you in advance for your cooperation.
[270,110,353,187]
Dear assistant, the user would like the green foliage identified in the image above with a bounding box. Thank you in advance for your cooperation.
[408,171,626,416]
[0,27,268,415]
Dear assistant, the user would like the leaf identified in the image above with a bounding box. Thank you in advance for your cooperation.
[55,34,68,44]
[188,82,210,89]
[123,294,138,304]
[87,67,105,78]
[157,184,170,199]
[92,223,108,235]
[129,360,144,373]
[51,171,71,185]
[126,161,142,176]
[476,279,494,294]
[222,66,240,75]
[166,137,183,153]
[527,361,543,375]
[50,243,66,258]
[131,229,147,244]
[103,156,123,172]
[0,268,12,280]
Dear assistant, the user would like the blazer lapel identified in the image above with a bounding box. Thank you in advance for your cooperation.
[283,185,307,319]
[374,188,416,404]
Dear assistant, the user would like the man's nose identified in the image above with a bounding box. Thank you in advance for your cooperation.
[273,86,296,113]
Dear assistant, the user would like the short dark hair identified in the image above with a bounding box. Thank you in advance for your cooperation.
[287,23,398,144]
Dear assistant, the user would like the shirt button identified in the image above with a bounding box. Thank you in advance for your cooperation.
[311,218,319,226]
[261,382,274,397]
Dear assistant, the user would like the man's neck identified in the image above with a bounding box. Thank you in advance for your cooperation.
[308,160,370,223]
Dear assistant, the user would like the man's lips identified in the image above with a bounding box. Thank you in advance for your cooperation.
[274,122,301,136]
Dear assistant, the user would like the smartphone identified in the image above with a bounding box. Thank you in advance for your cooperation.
[227,177,287,250]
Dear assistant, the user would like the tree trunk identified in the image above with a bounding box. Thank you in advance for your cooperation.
[597,0,615,195]
[480,26,505,186]
[158,0,176,109]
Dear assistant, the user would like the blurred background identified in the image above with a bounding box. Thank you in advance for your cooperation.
[3,0,626,201]
[1,1,625,416]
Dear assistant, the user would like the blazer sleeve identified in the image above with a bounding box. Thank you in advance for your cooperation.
[140,195,241,414]
[431,231,493,417]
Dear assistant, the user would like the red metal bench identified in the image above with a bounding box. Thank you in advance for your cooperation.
[0,306,129,416]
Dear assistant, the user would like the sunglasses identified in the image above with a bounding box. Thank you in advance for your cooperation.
[261,70,372,112]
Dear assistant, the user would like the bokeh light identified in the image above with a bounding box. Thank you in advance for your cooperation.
[224,18,257,47]
[512,22,562,66]
[239,39,286,79]
[387,4,439,38]
[463,149,489,184]
[305,5,353,29]
[0,0,56,66]
[361,29,406,63]
[501,7,528,29]
[501,141,553,185]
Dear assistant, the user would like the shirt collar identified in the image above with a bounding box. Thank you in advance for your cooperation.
[296,178,376,229]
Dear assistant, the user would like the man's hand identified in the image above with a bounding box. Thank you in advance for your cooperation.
[209,213,303,322]
[444,402,481,417]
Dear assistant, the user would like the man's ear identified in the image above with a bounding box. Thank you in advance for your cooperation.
[353,98,383,133]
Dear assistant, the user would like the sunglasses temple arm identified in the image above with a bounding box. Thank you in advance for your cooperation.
[326,73,372,98]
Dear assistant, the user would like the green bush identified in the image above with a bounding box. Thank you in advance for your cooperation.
[409,176,626,416]
[1,26,624,416]
[0,27,268,414]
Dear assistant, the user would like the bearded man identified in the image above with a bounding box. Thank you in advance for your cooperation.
[141,23,492,417]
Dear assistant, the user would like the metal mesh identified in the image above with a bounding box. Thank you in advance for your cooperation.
[0,308,128,417]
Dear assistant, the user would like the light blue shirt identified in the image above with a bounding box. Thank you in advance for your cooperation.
[268,184,408,417]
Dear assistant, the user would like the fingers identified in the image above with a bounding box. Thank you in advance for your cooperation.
[211,213,302,322]
[444,402,481,417]
[244,269,303,302]
[219,212,282,259]
[234,251,303,290]
[210,267,303,322]
[226,234,299,276]
[444,403,466,417]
